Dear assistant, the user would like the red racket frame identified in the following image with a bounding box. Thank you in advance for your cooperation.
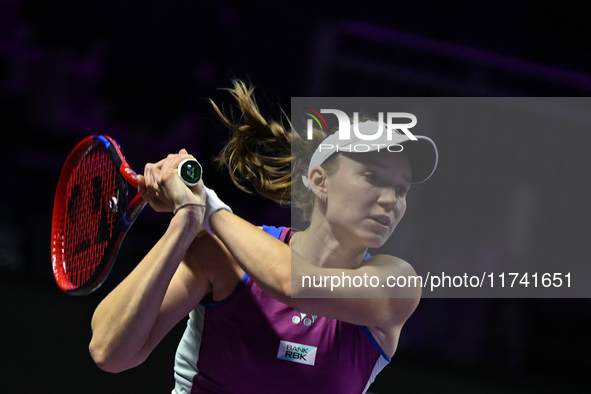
[51,135,146,295]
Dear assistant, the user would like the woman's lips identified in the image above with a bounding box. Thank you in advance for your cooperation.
[370,215,391,227]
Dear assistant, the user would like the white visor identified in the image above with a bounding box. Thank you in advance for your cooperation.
[301,121,438,188]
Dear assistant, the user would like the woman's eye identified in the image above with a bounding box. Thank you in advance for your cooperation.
[364,173,379,183]
[396,186,408,197]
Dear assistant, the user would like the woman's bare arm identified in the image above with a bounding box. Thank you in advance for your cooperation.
[89,150,211,372]
[89,209,206,372]
[209,210,420,332]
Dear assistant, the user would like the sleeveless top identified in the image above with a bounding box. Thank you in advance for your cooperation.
[172,226,390,394]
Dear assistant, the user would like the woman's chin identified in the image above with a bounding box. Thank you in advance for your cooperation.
[362,233,390,249]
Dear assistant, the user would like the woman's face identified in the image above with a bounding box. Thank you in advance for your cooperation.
[323,151,411,248]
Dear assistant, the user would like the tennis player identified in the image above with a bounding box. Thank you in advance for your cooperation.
[89,81,438,393]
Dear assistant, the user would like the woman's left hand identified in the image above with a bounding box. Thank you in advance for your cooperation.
[138,149,206,213]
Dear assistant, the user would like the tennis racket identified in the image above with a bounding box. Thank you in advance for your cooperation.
[50,135,202,295]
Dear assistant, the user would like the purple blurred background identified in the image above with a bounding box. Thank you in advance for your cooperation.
[1,1,590,393]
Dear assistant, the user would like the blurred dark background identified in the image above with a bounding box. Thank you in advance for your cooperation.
[1,1,590,393]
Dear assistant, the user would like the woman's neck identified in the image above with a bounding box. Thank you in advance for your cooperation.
[291,222,368,270]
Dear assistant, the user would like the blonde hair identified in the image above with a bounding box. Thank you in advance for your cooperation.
[210,80,330,221]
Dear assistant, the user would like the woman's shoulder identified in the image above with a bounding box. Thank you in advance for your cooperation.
[361,254,417,275]
[360,254,421,307]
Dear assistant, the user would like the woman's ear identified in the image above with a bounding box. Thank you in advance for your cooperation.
[308,166,328,199]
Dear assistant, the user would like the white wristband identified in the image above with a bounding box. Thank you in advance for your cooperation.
[203,186,232,236]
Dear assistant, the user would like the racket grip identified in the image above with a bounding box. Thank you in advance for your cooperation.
[178,159,203,186]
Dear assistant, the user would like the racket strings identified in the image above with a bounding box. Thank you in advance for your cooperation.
[61,142,120,288]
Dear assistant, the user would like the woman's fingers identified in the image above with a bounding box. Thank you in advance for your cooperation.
[160,151,197,181]
[161,152,202,197]
[138,170,170,212]
[152,157,167,170]
[153,150,189,169]
[140,150,205,213]
[146,151,196,187]
[144,163,159,194]
[137,174,147,195]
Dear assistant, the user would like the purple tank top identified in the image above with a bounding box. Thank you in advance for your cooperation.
[173,226,390,394]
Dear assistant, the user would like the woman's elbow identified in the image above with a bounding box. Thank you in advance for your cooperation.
[88,339,138,373]
[263,276,293,305]
[89,340,118,373]
[89,340,115,372]
[281,272,293,299]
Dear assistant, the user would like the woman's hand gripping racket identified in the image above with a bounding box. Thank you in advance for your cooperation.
[51,135,203,295]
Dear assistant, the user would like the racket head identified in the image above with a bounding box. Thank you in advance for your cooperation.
[51,135,139,295]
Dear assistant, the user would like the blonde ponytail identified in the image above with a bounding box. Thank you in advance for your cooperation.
[211,80,331,221]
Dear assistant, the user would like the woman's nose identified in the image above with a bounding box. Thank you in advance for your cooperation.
[378,188,397,208]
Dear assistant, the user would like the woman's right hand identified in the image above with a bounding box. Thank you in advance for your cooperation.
[137,149,206,214]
